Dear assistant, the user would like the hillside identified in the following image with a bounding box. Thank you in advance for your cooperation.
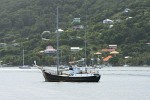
[0,0,149,66]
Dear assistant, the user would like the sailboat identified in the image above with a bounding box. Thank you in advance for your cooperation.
[19,49,31,69]
[39,7,101,82]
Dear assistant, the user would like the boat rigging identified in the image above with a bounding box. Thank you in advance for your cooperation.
[38,7,101,82]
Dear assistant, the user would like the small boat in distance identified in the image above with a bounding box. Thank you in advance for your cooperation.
[123,64,129,67]
[38,7,101,82]
[19,49,31,69]
[19,65,31,69]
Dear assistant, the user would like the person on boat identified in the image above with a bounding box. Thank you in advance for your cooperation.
[85,67,87,73]
[69,65,73,70]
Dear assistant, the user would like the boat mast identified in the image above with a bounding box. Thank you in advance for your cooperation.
[84,2,88,67]
[84,22,87,67]
[23,49,24,66]
[56,7,59,75]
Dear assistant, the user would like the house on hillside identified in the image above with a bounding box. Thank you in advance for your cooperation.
[126,17,133,20]
[71,47,82,52]
[0,43,7,47]
[123,8,131,13]
[103,19,114,24]
[109,44,117,49]
[12,43,20,47]
[44,45,57,54]
[103,55,112,62]
[72,18,80,23]
[39,45,57,55]
[102,49,115,52]
[72,25,84,30]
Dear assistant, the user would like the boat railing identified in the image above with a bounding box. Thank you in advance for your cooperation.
[44,69,58,75]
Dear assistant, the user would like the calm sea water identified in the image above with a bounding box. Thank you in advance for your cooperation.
[0,67,150,100]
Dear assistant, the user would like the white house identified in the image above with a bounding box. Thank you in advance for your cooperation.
[73,18,80,23]
[71,47,82,52]
[109,44,117,49]
[109,25,114,28]
[0,43,7,47]
[123,8,131,13]
[12,43,20,47]
[103,19,114,24]
[126,17,133,20]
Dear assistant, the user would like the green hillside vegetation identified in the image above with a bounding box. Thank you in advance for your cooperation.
[0,0,149,66]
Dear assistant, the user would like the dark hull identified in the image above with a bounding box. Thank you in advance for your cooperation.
[42,70,101,82]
